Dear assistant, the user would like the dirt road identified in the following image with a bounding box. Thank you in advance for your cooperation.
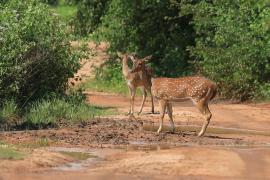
[1,42,270,179]
[1,91,270,180]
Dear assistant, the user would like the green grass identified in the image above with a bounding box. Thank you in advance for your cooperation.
[24,97,115,128]
[0,145,26,160]
[51,0,77,22]
[81,79,129,95]
[0,99,18,123]
[0,92,116,130]
[81,78,144,97]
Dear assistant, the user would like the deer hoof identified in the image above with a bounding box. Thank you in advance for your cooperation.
[197,131,204,137]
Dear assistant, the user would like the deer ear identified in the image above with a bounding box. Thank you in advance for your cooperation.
[128,55,137,63]
[117,52,124,58]
[143,55,152,63]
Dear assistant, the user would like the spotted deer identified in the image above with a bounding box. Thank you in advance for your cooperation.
[117,52,154,116]
[131,56,217,137]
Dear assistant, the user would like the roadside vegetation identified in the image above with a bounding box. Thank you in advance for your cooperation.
[75,0,270,101]
[1,0,270,130]
[0,0,113,130]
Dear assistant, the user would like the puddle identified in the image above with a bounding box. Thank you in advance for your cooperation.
[143,124,270,136]
[48,147,102,171]
[45,140,270,173]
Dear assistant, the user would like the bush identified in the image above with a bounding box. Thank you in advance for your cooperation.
[0,0,81,104]
[82,60,128,94]
[180,0,270,100]
[256,83,270,100]
[40,0,59,6]
[76,0,194,77]
[75,0,111,35]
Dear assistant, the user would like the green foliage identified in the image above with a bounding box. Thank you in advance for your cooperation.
[52,2,77,22]
[82,61,128,95]
[65,0,80,5]
[75,0,110,35]
[0,0,81,104]
[256,83,270,100]
[179,0,270,100]
[40,0,59,6]
[77,0,194,77]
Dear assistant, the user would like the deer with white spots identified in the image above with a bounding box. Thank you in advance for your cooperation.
[117,52,154,116]
[130,55,217,137]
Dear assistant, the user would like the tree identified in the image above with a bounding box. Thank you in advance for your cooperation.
[179,0,270,100]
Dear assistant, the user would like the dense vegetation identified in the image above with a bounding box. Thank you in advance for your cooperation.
[180,0,270,100]
[76,0,270,100]
[1,0,270,130]
[0,0,110,129]
[0,0,80,104]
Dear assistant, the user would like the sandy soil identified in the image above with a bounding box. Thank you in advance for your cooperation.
[1,91,270,180]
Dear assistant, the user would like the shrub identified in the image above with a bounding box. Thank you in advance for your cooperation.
[0,0,81,104]
[180,0,270,100]
[82,60,128,94]
[92,0,195,77]
[256,83,270,100]
[40,0,59,6]
[75,0,111,35]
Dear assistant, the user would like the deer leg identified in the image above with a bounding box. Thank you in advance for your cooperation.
[138,88,147,115]
[150,90,154,114]
[167,102,175,133]
[196,101,212,137]
[130,88,136,116]
[127,86,132,115]
[157,100,167,133]
[128,86,136,116]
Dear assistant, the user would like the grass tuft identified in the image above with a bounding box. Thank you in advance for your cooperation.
[81,79,129,95]
[0,99,18,123]
[0,145,26,160]
[24,97,115,129]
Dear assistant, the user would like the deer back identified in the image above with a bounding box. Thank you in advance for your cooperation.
[151,76,216,102]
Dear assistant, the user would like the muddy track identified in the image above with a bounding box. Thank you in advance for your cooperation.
[2,118,268,148]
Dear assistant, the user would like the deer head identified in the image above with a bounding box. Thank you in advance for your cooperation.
[130,55,152,73]
[117,52,137,62]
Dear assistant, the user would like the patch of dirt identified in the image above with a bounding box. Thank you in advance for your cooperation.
[1,118,270,149]
[0,148,75,173]
[68,41,109,87]
[86,91,270,131]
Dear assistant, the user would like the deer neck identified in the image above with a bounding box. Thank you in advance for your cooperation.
[140,66,149,77]
[122,58,130,77]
